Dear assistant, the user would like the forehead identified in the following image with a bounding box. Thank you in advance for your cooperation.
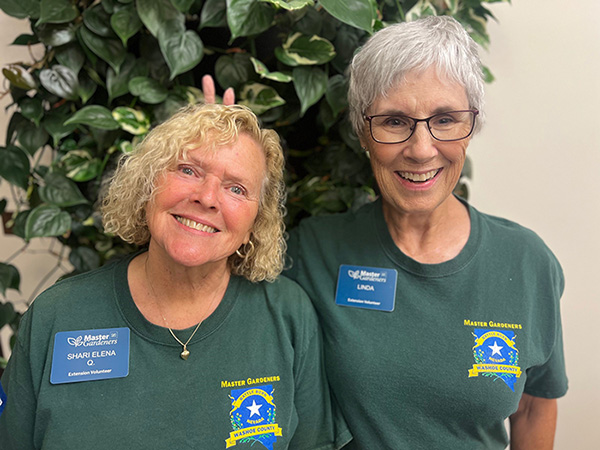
[374,67,469,113]
[183,134,266,181]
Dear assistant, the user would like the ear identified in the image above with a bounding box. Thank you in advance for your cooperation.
[358,134,369,151]
[242,230,252,246]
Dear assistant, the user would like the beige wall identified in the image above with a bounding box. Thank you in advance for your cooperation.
[471,1,600,448]
[1,1,598,447]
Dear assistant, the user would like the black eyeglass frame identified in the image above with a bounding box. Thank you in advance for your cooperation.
[363,109,479,144]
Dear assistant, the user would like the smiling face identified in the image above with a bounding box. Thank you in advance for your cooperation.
[362,67,471,220]
[145,133,266,272]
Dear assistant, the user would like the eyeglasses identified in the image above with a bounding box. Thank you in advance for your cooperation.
[363,109,479,144]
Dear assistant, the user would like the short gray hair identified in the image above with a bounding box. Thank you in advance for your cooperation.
[348,16,485,137]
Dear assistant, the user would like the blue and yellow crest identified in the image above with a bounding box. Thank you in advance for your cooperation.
[469,329,521,391]
[226,384,282,449]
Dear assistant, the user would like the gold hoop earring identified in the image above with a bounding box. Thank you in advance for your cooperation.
[235,239,254,258]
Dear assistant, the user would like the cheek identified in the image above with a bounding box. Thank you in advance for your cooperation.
[369,148,397,181]
[144,201,158,232]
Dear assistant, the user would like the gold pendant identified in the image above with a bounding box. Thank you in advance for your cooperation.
[181,348,190,360]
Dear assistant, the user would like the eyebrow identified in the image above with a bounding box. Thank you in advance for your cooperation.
[371,106,463,117]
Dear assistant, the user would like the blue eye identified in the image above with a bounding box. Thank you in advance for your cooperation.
[433,115,456,126]
[180,166,194,176]
[378,115,411,129]
[230,186,244,195]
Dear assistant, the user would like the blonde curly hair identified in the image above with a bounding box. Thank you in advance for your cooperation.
[102,103,286,282]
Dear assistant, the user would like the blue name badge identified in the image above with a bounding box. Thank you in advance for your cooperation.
[0,380,6,416]
[335,265,397,312]
[50,327,130,384]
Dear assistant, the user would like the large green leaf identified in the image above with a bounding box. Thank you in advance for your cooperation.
[82,4,113,37]
[64,105,120,130]
[6,114,27,147]
[0,285,19,312]
[43,110,78,147]
[36,22,77,47]
[325,74,348,118]
[79,27,126,73]
[226,0,275,41]
[250,57,292,83]
[199,0,227,29]
[260,0,314,11]
[25,204,72,240]
[0,265,19,297]
[318,0,374,32]
[171,0,195,13]
[275,32,335,66]
[112,107,151,135]
[215,53,254,90]
[106,55,149,101]
[55,43,86,75]
[39,173,89,207]
[69,246,101,273]
[136,0,183,38]
[18,96,44,126]
[0,0,40,19]
[37,0,79,25]
[39,65,79,100]
[60,150,103,182]
[239,83,286,115]
[10,210,29,240]
[128,76,169,104]
[16,123,49,155]
[12,34,39,45]
[331,24,362,73]
[158,24,204,80]
[78,72,97,104]
[111,4,142,46]
[3,65,37,90]
[293,66,328,116]
[0,146,30,190]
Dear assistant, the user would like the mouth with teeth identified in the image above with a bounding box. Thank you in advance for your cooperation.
[174,215,219,233]
[397,169,440,183]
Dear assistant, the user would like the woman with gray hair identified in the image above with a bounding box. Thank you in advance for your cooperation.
[286,16,567,449]
[0,104,351,449]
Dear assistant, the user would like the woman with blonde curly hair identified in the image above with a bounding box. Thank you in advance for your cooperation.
[0,104,351,449]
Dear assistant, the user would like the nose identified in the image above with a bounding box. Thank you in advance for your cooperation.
[191,175,220,209]
[403,122,437,162]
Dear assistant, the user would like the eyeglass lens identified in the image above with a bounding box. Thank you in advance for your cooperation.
[370,111,476,143]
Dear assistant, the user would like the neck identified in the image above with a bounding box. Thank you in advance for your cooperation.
[382,195,470,264]
[129,249,230,329]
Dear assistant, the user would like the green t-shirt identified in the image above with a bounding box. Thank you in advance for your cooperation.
[0,252,351,450]
[286,199,567,450]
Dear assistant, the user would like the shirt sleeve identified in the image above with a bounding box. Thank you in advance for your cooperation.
[0,311,37,450]
[524,260,568,399]
[523,317,568,398]
[288,301,352,450]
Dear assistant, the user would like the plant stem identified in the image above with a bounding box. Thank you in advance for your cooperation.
[396,0,405,21]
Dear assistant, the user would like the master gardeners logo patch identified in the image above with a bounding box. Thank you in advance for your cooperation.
[469,328,522,391]
[226,384,282,449]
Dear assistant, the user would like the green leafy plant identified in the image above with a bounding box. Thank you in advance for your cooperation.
[0,0,509,365]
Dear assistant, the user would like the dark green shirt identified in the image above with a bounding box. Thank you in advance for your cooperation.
[286,199,567,450]
[0,252,351,450]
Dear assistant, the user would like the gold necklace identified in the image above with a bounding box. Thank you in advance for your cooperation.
[161,317,201,360]
[144,257,221,361]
